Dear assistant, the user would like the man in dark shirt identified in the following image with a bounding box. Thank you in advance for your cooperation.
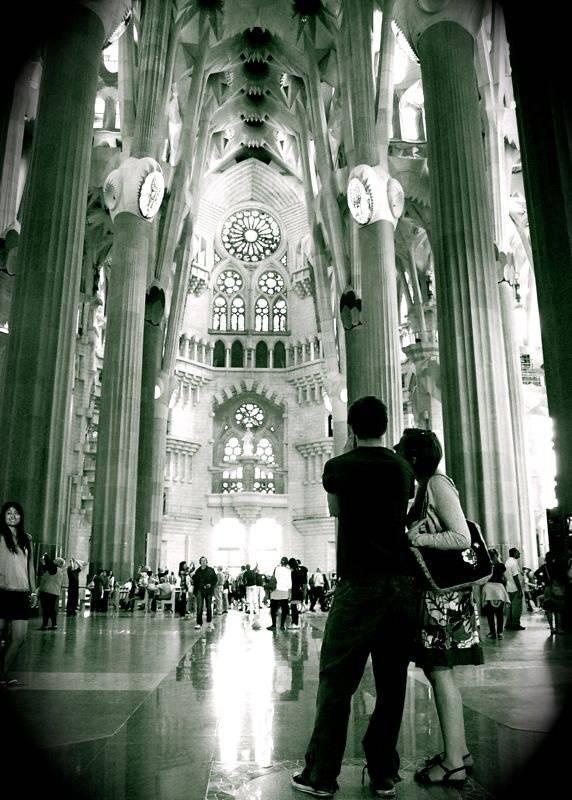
[293,396,419,799]
[192,556,217,629]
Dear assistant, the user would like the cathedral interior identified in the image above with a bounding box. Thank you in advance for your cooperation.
[0,1,570,798]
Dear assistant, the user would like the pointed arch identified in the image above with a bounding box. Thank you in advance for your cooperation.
[212,294,228,331]
[231,340,244,368]
[272,295,287,332]
[230,295,246,331]
[273,341,286,368]
[255,341,269,368]
[255,296,270,331]
[213,340,226,368]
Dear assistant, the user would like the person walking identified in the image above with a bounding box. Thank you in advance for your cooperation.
[214,566,225,615]
[397,428,484,789]
[38,556,66,630]
[192,556,217,629]
[243,563,258,616]
[0,501,37,687]
[292,397,419,799]
[505,548,526,630]
[309,568,326,612]
[482,549,510,639]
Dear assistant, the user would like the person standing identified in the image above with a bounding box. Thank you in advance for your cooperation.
[0,501,37,687]
[397,428,483,789]
[293,397,418,798]
[268,557,291,631]
[505,547,526,630]
[192,556,217,629]
[243,563,258,616]
[66,558,83,616]
[288,558,305,630]
[310,568,326,612]
[482,549,510,639]
[214,566,225,615]
[38,556,66,630]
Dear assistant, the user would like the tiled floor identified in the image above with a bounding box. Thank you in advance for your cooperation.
[2,607,571,799]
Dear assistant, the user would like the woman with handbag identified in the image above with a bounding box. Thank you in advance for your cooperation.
[396,429,484,788]
[482,549,510,639]
[0,501,38,687]
[538,551,566,634]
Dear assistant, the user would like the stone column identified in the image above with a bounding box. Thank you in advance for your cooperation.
[92,156,165,577]
[503,7,572,516]
[404,0,520,546]
[0,2,126,546]
[343,0,403,447]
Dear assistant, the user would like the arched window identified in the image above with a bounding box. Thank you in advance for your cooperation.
[255,297,270,332]
[213,340,226,368]
[230,296,245,331]
[273,341,286,368]
[255,437,275,464]
[223,436,242,463]
[231,340,244,368]
[272,297,287,332]
[212,295,227,331]
[255,341,268,368]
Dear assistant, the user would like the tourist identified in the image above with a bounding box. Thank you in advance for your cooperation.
[505,547,526,630]
[0,501,37,687]
[397,428,483,788]
[288,558,305,630]
[192,556,217,629]
[66,558,84,616]
[293,397,418,798]
[267,557,291,632]
[38,556,66,630]
[482,549,510,639]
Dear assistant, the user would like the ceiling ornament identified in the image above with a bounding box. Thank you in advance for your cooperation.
[347,164,405,228]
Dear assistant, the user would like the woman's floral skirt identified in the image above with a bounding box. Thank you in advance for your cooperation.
[416,587,484,669]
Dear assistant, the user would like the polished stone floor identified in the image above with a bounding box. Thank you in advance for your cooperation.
[2,605,571,799]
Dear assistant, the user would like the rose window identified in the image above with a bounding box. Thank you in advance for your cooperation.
[216,269,243,294]
[235,402,264,429]
[221,209,281,262]
[258,270,285,295]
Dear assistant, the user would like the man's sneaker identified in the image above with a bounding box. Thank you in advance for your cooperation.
[291,773,335,797]
[290,624,300,629]
[194,624,201,629]
[370,777,396,797]
[362,766,397,798]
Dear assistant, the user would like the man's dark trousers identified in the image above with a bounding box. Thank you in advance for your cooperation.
[196,589,213,625]
[302,576,419,789]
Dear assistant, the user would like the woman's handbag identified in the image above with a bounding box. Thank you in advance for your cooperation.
[268,570,277,592]
[411,518,492,592]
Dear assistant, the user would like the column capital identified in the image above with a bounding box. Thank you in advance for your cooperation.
[82,1,132,46]
[347,164,405,228]
[103,156,165,222]
[395,0,484,54]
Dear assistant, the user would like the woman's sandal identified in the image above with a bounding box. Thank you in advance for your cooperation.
[424,751,473,772]
[415,762,467,786]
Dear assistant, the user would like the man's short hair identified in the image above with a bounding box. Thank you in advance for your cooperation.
[509,547,519,557]
[347,396,388,439]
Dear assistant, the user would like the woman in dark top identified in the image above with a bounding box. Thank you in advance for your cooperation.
[288,558,306,629]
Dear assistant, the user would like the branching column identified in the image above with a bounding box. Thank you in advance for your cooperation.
[92,157,164,576]
[413,4,520,546]
[343,0,403,445]
[0,4,117,546]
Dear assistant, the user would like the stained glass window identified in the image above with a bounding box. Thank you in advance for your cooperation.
[235,402,264,429]
[272,297,287,331]
[253,466,275,494]
[256,437,275,464]
[223,437,242,462]
[230,296,245,331]
[221,209,281,262]
[255,297,270,332]
[213,295,227,330]
[258,270,285,295]
[222,466,243,493]
[216,269,243,295]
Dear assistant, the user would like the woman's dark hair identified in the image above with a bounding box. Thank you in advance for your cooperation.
[288,557,298,570]
[347,396,388,439]
[280,556,289,566]
[396,428,443,480]
[0,500,30,554]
